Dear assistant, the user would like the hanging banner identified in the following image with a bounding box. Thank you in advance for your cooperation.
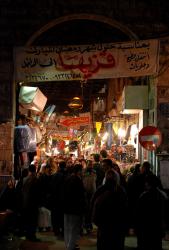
[49,130,77,140]
[59,116,90,127]
[14,39,159,82]
[105,123,113,150]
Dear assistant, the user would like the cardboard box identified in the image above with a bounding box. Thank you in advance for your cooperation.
[19,86,47,112]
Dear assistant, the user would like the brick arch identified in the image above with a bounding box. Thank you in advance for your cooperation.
[25,13,138,46]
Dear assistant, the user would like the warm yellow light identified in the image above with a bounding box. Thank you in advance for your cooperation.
[68,97,83,110]
[96,122,102,134]
[118,128,126,138]
[130,124,138,137]
[102,132,109,141]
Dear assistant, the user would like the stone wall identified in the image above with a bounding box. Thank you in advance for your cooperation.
[156,37,169,152]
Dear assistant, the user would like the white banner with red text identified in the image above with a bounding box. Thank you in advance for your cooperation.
[14,39,159,82]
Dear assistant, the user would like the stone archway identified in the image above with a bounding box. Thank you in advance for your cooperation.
[25,13,138,46]
[22,13,139,114]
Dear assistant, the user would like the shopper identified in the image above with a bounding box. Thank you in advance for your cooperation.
[22,164,40,241]
[93,154,104,188]
[135,174,168,250]
[92,169,128,250]
[63,164,86,250]
[126,163,142,230]
[140,161,163,191]
[50,160,65,237]
[0,178,17,237]
[82,160,96,234]
[38,164,52,232]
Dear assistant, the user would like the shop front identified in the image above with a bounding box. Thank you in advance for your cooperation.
[11,39,159,178]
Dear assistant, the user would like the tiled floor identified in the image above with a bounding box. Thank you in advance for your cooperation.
[1,230,169,250]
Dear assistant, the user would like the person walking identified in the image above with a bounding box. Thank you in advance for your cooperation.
[22,164,40,241]
[93,154,104,188]
[126,163,142,231]
[135,174,168,250]
[82,160,96,234]
[92,169,128,250]
[63,164,86,250]
[50,160,65,237]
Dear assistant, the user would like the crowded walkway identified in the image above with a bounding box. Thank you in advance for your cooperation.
[1,229,169,250]
[1,151,169,250]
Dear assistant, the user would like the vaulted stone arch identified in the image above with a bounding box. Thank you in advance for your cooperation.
[26,13,138,46]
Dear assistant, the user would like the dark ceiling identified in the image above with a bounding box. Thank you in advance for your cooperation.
[33,19,130,46]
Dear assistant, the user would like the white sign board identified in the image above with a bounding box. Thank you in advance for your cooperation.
[14,39,159,82]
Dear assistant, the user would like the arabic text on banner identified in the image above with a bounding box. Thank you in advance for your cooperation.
[14,39,159,82]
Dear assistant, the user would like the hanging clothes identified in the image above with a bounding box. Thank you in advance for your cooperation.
[14,125,30,152]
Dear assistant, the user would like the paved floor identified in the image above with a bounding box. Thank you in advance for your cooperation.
[1,230,169,250]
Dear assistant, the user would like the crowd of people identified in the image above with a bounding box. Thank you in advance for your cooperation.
[0,149,168,250]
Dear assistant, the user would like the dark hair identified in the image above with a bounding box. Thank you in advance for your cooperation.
[142,161,151,172]
[134,163,141,173]
[105,169,120,188]
[18,114,27,122]
[102,159,113,168]
[72,164,83,174]
[93,154,100,162]
[100,149,108,158]
[59,161,66,170]
[29,164,36,173]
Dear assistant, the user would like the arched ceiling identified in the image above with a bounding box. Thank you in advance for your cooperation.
[32,19,130,46]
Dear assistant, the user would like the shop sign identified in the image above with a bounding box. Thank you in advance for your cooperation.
[59,116,90,127]
[52,135,76,140]
[139,126,162,151]
[14,39,159,82]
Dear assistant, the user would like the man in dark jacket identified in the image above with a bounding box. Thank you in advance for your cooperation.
[92,169,128,250]
[64,164,86,250]
[135,174,168,250]
[22,164,40,241]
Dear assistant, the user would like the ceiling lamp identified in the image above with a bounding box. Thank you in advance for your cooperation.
[68,96,83,110]
[68,80,86,110]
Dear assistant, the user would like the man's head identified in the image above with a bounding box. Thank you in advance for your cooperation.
[105,169,120,189]
[29,164,37,174]
[101,158,113,172]
[93,154,100,163]
[72,164,83,177]
[100,149,108,159]
[141,161,151,174]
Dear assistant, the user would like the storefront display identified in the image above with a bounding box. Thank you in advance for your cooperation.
[15,76,145,174]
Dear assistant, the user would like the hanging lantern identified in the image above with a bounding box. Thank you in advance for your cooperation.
[68,97,83,110]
